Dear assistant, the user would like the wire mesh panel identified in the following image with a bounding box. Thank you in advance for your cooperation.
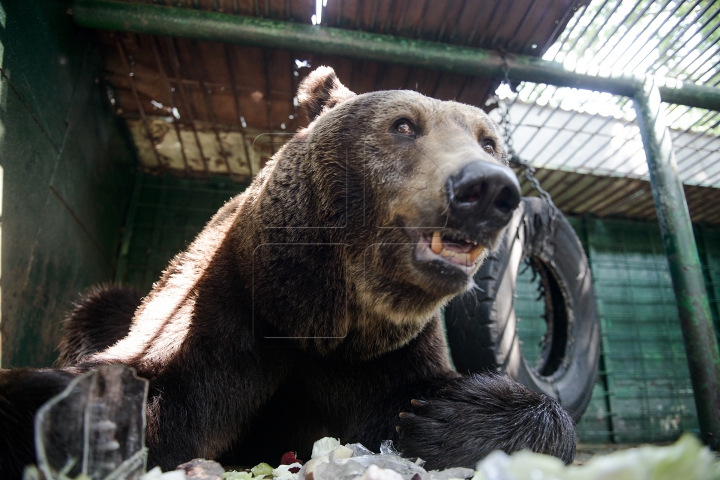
[514,216,714,444]
[696,225,720,347]
[116,173,247,293]
[514,263,547,366]
[586,217,700,443]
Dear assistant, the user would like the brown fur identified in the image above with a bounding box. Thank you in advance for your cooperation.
[56,284,142,366]
[0,67,575,476]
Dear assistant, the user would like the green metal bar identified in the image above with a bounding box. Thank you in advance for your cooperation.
[633,77,720,450]
[71,0,720,111]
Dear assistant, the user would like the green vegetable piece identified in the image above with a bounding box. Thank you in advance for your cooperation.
[223,471,258,480]
[471,433,720,480]
[251,462,274,477]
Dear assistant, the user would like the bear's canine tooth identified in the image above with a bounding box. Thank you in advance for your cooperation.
[431,231,443,254]
[469,245,485,263]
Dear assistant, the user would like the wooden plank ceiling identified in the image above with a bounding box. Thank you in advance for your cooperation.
[102,0,583,126]
[97,0,583,172]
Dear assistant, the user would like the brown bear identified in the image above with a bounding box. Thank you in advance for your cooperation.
[0,67,575,478]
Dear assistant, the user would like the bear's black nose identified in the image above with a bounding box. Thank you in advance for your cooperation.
[446,160,521,230]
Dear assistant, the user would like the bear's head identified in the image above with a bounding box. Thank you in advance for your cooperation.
[251,67,520,349]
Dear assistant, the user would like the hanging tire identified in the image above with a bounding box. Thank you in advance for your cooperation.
[444,197,600,422]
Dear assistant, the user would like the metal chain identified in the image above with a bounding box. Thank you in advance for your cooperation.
[495,56,559,256]
[496,53,520,165]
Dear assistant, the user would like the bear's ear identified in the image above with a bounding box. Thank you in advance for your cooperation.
[297,66,356,121]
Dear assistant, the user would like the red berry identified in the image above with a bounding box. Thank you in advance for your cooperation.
[280,451,303,466]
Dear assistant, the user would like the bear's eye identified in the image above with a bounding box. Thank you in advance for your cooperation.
[393,119,416,137]
[482,140,495,156]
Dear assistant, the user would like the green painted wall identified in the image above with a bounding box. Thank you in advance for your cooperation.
[0,0,136,367]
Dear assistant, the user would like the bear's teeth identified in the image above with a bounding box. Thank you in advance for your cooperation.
[431,231,443,254]
[430,232,484,264]
[469,244,485,263]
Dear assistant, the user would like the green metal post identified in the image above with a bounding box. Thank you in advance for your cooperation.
[633,76,720,450]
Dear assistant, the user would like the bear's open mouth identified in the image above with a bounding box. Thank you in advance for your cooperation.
[415,230,486,268]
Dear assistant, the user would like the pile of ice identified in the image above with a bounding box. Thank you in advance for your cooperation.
[221,434,720,480]
[295,437,472,480]
[193,437,472,480]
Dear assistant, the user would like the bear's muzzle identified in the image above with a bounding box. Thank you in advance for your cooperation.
[446,160,521,238]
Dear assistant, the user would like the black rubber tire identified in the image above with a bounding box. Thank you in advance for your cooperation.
[445,197,600,422]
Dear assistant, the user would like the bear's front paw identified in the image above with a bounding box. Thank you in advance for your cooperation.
[396,374,576,470]
[395,397,460,470]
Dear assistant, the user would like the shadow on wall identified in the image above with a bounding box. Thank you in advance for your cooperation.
[0,0,137,368]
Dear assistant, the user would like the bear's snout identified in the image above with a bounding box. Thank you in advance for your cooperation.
[446,160,521,235]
